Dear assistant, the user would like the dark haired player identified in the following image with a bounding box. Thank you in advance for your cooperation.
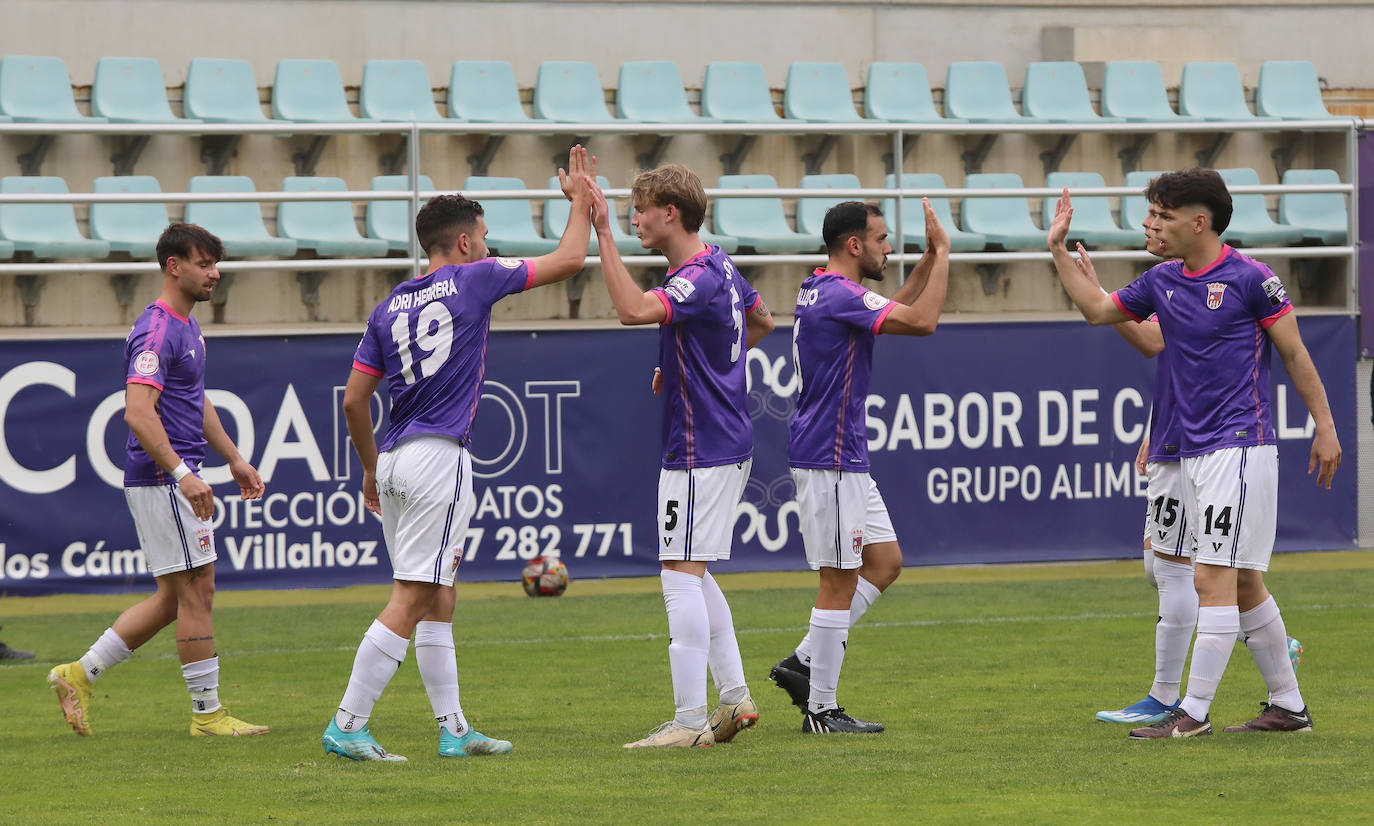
[49,223,268,737]
[322,147,596,761]
[1049,168,1340,738]
[772,199,950,733]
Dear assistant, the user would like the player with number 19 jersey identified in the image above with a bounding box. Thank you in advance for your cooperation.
[352,257,533,448]
[651,245,760,470]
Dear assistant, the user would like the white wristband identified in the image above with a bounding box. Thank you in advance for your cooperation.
[171,461,192,482]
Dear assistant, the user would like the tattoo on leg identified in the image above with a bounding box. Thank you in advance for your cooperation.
[176,635,215,643]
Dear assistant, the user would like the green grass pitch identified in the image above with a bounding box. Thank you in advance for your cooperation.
[4,551,1373,824]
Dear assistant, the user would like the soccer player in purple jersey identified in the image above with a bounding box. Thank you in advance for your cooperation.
[1049,168,1341,738]
[587,164,774,748]
[767,199,950,733]
[320,147,597,762]
[48,223,269,738]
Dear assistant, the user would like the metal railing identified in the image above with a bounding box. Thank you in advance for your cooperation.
[0,117,1364,313]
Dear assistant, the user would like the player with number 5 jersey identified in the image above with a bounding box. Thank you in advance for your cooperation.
[588,164,774,749]
[323,146,599,763]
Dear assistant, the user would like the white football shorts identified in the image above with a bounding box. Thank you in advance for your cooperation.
[1143,460,1195,558]
[125,483,216,577]
[790,469,897,571]
[1181,445,1278,572]
[657,460,752,562]
[377,435,472,586]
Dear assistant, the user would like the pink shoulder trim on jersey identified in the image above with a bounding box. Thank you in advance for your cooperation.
[1182,245,1232,278]
[1260,303,1293,329]
[872,301,897,335]
[522,259,536,291]
[352,360,384,377]
[747,293,762,313]
[651,288,673,325]
[1111,291,1145,323]
[154,299,190,323]
[127,376,165,391]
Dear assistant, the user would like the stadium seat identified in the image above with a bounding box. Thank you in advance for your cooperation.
[1121,170,1165,229]
[785,62,864,122]
[92,57,200,123]
[1101,62,1200,122]
[461,177,558,257]
[1278,169,1348,245]
[944,62,1045,123]
[796,174,862,237]
[272,59,372,122]
[360,60,451,121]
[1041,172,1141,247]
[366,174,434,252]
[864,63,962,122]
[960,173,1045,250]
[0,56,107,122]
[0,177,111,258]
[701,62,782,122]
[1217,168,1305,246]
[0,239,12,258]
[448,61,536,121]
[699,229,740,255]
[184,176,299,257]
[883,173,986,252]
[616,61,713,122]
[533,62,617,122]
[90,176,169,258]
[278,178,390,257]
[712,174,819,253]
[1257,61,1338,120]
[1022,62,1123,123]
[184,58,276,122]
[1178,62,1275,121]
[543,175,645,256]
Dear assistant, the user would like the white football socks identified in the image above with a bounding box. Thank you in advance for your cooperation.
[806,608,850,714]
[795,576,881,667]
[415,620,469,737]
[701,572,748,705]
[182,655,221,714]
[1151,558,1198,705]
[1241,596,1304,712]
[1180,605,1240,722]
[661,569,709,730]
[336,619,408,733]
[80,627,131,683]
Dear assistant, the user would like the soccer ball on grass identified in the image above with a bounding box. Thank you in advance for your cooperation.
[521,556,568,597]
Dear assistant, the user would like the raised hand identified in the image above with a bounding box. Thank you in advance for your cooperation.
[921,197,948,252]
[1072,242,1100,287]
[1047,188,1074,248]
[558,145,597,202]
[588,177,611,232]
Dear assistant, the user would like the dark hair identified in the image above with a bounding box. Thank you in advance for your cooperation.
[822,201,884,251]
[416,194,485,255]
[156,222,224,270]
[1144,168,1233,235]
[630,164,707,233]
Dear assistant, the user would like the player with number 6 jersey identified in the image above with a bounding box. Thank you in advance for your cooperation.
[588,164,774,749]
[322,146,599,763]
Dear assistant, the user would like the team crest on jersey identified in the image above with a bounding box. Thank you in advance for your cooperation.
[1262,275,1288,308]
[196,529,213,554]
[851,529,864,552]
[495,257,522,269]
[1205,282,1227,310]
[134,351,159,376]
[664,276,696,303]
[862,291,890,311]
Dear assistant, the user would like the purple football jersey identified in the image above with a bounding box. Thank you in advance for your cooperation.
[788,270,896,471]
[1143,319,1182,464]
[1113,246,1292,457]
[353,258,533,452]
[124,300,207,486]
[650,245,760,469]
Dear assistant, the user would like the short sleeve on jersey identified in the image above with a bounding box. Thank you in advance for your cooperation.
[352,317,384,376]
[1249,268,1294,328]
[830,282,895,334]
[652,267,715,326]
[126,316,178,390]
[1112,271,1155,323]
[476,257,535,303]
